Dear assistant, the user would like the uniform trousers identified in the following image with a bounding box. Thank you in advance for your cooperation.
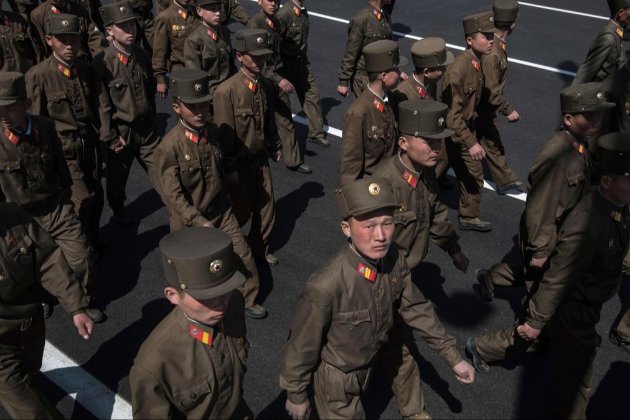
[435,143,449,179]
[313,361,373,419]
[229,155,275,260]
[274,87,301,168]
[446,138,484,219]
[351,70,369,100]
[476,116,518,189]
[282,57,325,141]
[106,119,162,212]
[0,311,62,419]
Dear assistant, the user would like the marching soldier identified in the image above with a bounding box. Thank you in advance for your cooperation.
[157,0,249,24]
[130,227,252,418]
[0,0,41,74]
[277,0,329,148]
[280,177,475,420]
[26,14,105,254]
[128,0,155,53]
[340,39,406,185]
[94,1,162,225]
[337,0,393,99]
[154,68,267,319]
[0,203,94,419]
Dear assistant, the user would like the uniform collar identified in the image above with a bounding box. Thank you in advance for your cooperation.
[494,34,507,51]
[112,41,133,64]
[411,74,430,98]
[4,117,35,146]
[241,68,259,93]
[343,242,380,283]
[203,22,219,41]
[52,53,77,77]
[176,307,221,347]
[174,1,191,19]
[610,19,625,38]
[179,120,207,144]
[561,127,588,156]
[395,152,421,189]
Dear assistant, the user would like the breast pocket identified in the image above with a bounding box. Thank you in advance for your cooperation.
[108,78,128,104]
[0,160,22,174]
[394,210,418,252]
[365,127,386,155]
[334,309,372,333]
[48,91,70,116]
[463,78,479,97]
[172,381,213,413]
[178,157,203,189]
[0,234,35,303]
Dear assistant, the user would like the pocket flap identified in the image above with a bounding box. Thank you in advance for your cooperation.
[335,309,371,326]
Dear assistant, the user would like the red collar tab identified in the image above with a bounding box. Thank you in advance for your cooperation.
[207,28,218,41]
[357,263,376,282]
[292,5,301,16]
[372,8,382,21]
[4,129,19,146]
[415,84,427,98]
[178,8,188,20]
[2,14,9,25]
[188,324,213,346]
[372,97,385,112]
[616,27,624,38]
[185,129,207,144]
[244,77,257,93]
[266,17,274,29]
[471,58,480,71]
[116,52,129,65]
[56,62,76,78]
[402,169,418,188]
[499,40,506,51]
[572,140,586,156]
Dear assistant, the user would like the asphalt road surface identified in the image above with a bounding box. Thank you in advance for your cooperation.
[9,1,630,419]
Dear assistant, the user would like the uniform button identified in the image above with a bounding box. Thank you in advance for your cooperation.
[189,168,194,173]
[378,289,384,296]
[185,154,191,161]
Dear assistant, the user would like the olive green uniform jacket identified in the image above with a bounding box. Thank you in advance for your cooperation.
[246,11,284,87]
[0,10,40,74]
[478,36,513,119]
[574,19,625,84]
[375,155,461,269]
[340,89,396,184]
[602,64,630,134]
[130,294,250,419]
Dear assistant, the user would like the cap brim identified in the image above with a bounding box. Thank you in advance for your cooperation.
[247,48,273,56]
[177,93,214,104]
[351,203,400,218]
[443,51,455,66]
[109,15,139,25]
[50,31,82,35]
[565,101,616,113]
[421,128,455,140]
[184,270,246,300]
[0,98,19,106]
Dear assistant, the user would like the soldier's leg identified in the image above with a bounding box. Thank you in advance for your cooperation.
[249,160,275,258]
[134,125,165,201]
[216,209,260,309]
[474,323,548,364]
[351,71,369,99]
[106,135,136,214]
[274,88,302,168]
[449,142,484,219]
[229,160,253,227]
[313,362,367,419]
[298,64,326,141]
[478,122,517,188]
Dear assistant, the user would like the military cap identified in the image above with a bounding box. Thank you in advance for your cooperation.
[45,13,81,35]
[411,38,454,69]
[99,1,138,27]
[170,69,213,104]
[608,0,630,15]
[235,29,273,56]
[597,132,630,176]
[560,82,615,114]
[336,178,399,219]
[0,72,27,106]
[493,0,519,23]
[463,11,497,35]
[197,0,223,6]
[398,100,454,140]
[363,40,408,73]
[160,227,246,300]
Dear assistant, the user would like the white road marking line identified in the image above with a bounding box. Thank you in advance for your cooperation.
[519,2,608,20]
[293,114,527,203]
[41,341,132,419]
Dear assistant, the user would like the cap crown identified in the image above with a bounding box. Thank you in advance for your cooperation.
[597,132,630,176]
[45,13,81,35]
[363,40,403,73]
[336,177,399,219]
[398,100,453,139]
[0,72,26,104]
[560,82,615,114]
[235,28,270,54]
[411,37,451,69]
[463,11,496,35]
[170,69,211,103]
[608,0,630,14]
[493,0,519,23]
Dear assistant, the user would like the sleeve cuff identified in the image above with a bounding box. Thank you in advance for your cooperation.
[339,80,349,87]
[287,392,309,405]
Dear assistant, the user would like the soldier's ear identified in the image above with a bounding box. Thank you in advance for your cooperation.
[563,113,573,128]
[465,36,473,48]
[105,25,114,37]
[172,101,181,116]
[45,35,54,48]
[164,287,182,305]
[398,135,408,151]
[340,220,352,239]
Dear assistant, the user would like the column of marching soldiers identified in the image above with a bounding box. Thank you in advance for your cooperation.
[1,0,630,418]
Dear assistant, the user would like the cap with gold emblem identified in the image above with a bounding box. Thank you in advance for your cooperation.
[235,28,273,56]
[170,69,213,104]
[336,177,399,219]
[363,40,408,73]
[463,11,497,35]
[99,1,138,27]
[45,13,81,35]
[560,82,615,114]
[493,0,519,24]
[410,38,454,69]
[159,227,246,300]
[608,0,630,15]
[398,100,454,140]
[0,72,27,106]
[597,132,630,176]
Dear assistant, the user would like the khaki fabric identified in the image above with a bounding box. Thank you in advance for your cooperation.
[0,11,40,74]
[574,20,624,84]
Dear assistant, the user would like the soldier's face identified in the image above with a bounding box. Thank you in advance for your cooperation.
[0,101,29,131]
[106,21,137,47]
[173,100,210,129]
[424,66,446,81]
[46,34,80,62]
[178,0,192,6]
[166,288,232,325]
[399,135,441,167]
[238,52,266,75]
[466,32,494,55]
[258,0,280,15]
[601,175,630,205]
[382,68,401,89]
[564,112,604,142]
[342,210,395,260]
[197,4,222,26]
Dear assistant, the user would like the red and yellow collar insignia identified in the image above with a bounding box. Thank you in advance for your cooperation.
[372,97,385,112]
[188,324,213,346]
[266,17,274,29]
[415,84,427,98]
[471,59,480,71]
[51,5,63,14]
[572,140,586,156]
[4,129,19,146]
[616,27,624,38]
[372,8,382,21]
[56,62,76,78]
[499,40,506,51]
[402,169,418,188]
[292,5,301,16]
[185,129,206,144]
[610,210,623,223]
[116,52,129,65]
[244,77,257,93]
[358,263,376,282]
[207,28,218,41]
[178,8,188,20]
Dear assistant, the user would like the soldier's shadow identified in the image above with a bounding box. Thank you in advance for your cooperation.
[587,361,630,418]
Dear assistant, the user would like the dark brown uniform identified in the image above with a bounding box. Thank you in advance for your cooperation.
[157,0,249,23]
[280,244,463,418]
[93,43,162,216]
[153,121,261,308]
[338,4,391,98]
[277,1,326,143]
[574,19,625,84]
[129,0,155,53]
[0,10,40,74]
[30,0,104,61]
[602,63,630,134]
[0,202,88,419]
[26,54,104,249]
[130,295,251,419]
[340,89,396,184]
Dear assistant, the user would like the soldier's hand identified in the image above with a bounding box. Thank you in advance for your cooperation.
[110,136,127,153]
[506,110,520,122]
[73,313,94,340]
[452,360,475,384]
[529,256,547,269]
[468,143,486,161]
[452,252,469,273]
[279,79,295,94]
[273,150,282,162]
[516,322,541,341]
[400,71,409,81]
[157,83,168,98]
[225,171,239,186]
[337,85,350,97]
[286,399,310,420]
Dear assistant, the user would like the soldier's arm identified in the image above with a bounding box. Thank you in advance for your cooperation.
[337,15,365,86]
[85,12,104,59]
[279,281,331,405]
[212,85,238,174]
[50,123,72,192]
[129,365,174,419]
[263,81,282,154]
[429,198,462,256]
[227,0,249,25]
[93,59,118,143]
[339,108,365,184]
[483,53,514,116]
[573,32,616,84]
[29,8,48,58]
[25,69,47,117]
[152,15,171,85]
[442,71,477,149]
[183,35,203,70]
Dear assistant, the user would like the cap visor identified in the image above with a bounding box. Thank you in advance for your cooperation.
[443,51,455,66]
[352,203,400,218]
[589,101,616,112]
[248,48,273,57]
[421,128,455,140]
[0,98,19,106]
[177,93,214,104]
[110,15,138,25]
[184,271,246,300]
